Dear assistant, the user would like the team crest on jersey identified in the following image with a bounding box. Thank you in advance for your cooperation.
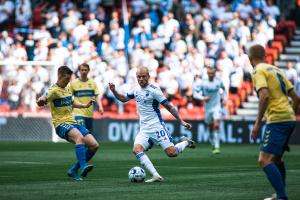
[135,94,147,104]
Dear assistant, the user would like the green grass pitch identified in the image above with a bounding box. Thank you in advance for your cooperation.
[0,142,299,200]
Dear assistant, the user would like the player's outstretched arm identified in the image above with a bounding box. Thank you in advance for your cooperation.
[73,99,95,108]
[162,101,192,129]
[288,89,300,113]
[36,96,47,107]
[108,83,129,103]
[252,88,269,140]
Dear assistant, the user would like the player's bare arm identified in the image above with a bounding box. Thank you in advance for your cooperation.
[96,95,104,114]
[252,88,269,140]
[108,83,128,102]
[288,89,300,113]
[36,96,47,107]
[73,99,95,108]
[162,101,192,129]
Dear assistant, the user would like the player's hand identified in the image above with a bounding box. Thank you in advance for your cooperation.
[182,121,192,130]
[36,97,47,107]
[108,83,116,91]
[98,106,104,115]
[204,96,210,102]
[251,121,260,140]
[86,99,95,108]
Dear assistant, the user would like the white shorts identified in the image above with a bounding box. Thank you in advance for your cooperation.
[134,126,174,150]
[205,108,221,125]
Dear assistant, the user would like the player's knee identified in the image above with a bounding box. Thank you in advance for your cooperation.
[258,157,271,168]
[90,142,99,152]
[74,134,84,144]
[133,146,144,155]
[166,148,177,157]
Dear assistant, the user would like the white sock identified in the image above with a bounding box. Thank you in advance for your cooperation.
[214,131,220,149]
[175,141,188,155]
[136,152,159,176]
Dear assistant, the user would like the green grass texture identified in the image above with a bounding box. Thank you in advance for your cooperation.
[0,142,299,200]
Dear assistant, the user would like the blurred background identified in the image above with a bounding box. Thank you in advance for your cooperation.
[0,0,300,143]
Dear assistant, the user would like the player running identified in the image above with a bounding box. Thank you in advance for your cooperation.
[193,66,226,154]
[37,66,99,181]
[109,66,196,183]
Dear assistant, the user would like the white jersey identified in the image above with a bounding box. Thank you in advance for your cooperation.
[193,77,226,111]
[126,84,168,133]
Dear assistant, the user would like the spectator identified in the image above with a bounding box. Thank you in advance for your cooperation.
[0,0,14,31]
[264,0,280,20]
[285,61,298,85]
[15,0,32,28]
[7,79,22,110]
[0,31,14,57]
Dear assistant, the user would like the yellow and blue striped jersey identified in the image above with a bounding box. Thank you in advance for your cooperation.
[45,84,77,127]
[252,63,295,124]
[70,79,99,118]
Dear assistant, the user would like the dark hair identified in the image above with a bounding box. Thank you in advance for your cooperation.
[78,63,90,70]
[58,66,73,75]
[249,44,265,60]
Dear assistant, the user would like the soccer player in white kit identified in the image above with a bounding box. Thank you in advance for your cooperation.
[193,66,226,154]
[109,67,196,182]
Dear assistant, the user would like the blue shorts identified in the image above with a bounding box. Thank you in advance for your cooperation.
[260,121,296,156]
[75,116,93,132]
[55,123,90,140]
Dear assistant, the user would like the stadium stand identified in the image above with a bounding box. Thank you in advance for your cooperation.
[0,0,300,119]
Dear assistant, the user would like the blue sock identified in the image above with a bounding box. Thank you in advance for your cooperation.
[75,144,87,170]
[276,162,286,186]
[72,147,95,171]
[85,148,95,161]
[263,163,287,199]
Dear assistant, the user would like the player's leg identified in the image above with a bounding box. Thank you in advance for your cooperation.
[133,132,162,182]
[259,122,295,200]
[206,112,214,150]
[212,119,221,154]
[274,122,295,187]
[69,133,100,176]
[68,125,95,177]
[83,134,99,161]
[67,128,93,178]
[165,137,195,157]
[258,152,287,200]
[274,157,286,186]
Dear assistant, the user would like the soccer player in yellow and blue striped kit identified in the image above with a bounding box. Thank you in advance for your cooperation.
[37,66,100,181]
[249,45,300,200]
[70,63,103,132]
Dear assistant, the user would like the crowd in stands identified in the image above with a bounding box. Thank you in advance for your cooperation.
[0,0,299,117]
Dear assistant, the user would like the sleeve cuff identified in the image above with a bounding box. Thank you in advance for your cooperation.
[160,99,168,104]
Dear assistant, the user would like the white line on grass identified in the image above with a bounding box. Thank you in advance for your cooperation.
[1,161,52,165]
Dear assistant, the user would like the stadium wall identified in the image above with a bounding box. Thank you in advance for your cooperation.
[0,117,300,144]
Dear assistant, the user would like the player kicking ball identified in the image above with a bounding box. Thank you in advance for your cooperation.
[109,66,196,182]
[37,66,100,181]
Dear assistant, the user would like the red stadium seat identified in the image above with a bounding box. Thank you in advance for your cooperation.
[265,55,274,64]
[271,41,283,53]
[124,100,137,113]
[274,34,288,45]
[265,48,279,61]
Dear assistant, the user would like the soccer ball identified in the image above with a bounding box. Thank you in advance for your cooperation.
[128,166,146,183]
